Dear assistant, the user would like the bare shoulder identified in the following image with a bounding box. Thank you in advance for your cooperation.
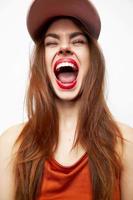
[0,122,25,142]
[116,120,133,166]
[116,121,133,142]
[0,122,27,155]
[116,121,133,200]
[0,123,26,157]
[0,123,26,200]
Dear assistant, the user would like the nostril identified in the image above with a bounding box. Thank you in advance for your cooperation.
[66,50,73,54]
[57,48,74,55]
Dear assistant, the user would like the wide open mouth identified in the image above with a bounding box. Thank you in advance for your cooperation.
[54,61,79,83]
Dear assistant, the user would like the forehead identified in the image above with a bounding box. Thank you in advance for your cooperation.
[45,18,82,34]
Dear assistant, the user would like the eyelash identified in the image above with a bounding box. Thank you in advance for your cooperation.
[72,39,86,44]
[45,42,58,46]
[44,39,86,47]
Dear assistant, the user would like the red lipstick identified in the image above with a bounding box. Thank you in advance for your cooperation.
[56,79,77,89]
[53,58,79,90]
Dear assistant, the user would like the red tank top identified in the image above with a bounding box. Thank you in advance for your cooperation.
[37,152,120,200]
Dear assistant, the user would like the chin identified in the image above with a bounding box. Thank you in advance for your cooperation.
[54,89,82,102]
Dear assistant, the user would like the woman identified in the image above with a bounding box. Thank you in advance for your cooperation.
[0,0,133,199]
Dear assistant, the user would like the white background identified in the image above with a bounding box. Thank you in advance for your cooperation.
[0,0,133,134]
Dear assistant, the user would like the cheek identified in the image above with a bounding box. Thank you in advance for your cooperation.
[84,51,90,68]
[45,49,51,66]
[78,48,90,69]
[45,48,57,67]
[44,51,51,78]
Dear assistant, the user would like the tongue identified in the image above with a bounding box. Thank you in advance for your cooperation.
[58,72,77,83]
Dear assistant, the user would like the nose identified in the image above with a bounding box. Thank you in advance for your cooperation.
[57,47,74,56]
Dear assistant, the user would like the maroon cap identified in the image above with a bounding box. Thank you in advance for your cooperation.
[27,0,101,42]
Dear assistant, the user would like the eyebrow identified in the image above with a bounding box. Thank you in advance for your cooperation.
[44,32,86,39]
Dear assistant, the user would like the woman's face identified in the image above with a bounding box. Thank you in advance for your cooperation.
[44,18,90,101]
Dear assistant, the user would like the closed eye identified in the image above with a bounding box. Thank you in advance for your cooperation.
[44,42,58,47]
[72,39,86,45]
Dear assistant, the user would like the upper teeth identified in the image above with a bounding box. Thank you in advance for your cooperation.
[56,62,76,70]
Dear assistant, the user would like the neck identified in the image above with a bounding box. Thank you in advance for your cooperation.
[54,99,84,154]
[56,99,80,132]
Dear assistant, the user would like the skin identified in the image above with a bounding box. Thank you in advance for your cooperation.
[44,19,91,158]
[44,18,90,101]
[0,19,133,200]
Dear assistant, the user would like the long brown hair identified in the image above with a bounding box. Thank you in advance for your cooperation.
[13,17,123,200]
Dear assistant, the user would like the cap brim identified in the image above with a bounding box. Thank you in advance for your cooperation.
[27,0,101,42]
